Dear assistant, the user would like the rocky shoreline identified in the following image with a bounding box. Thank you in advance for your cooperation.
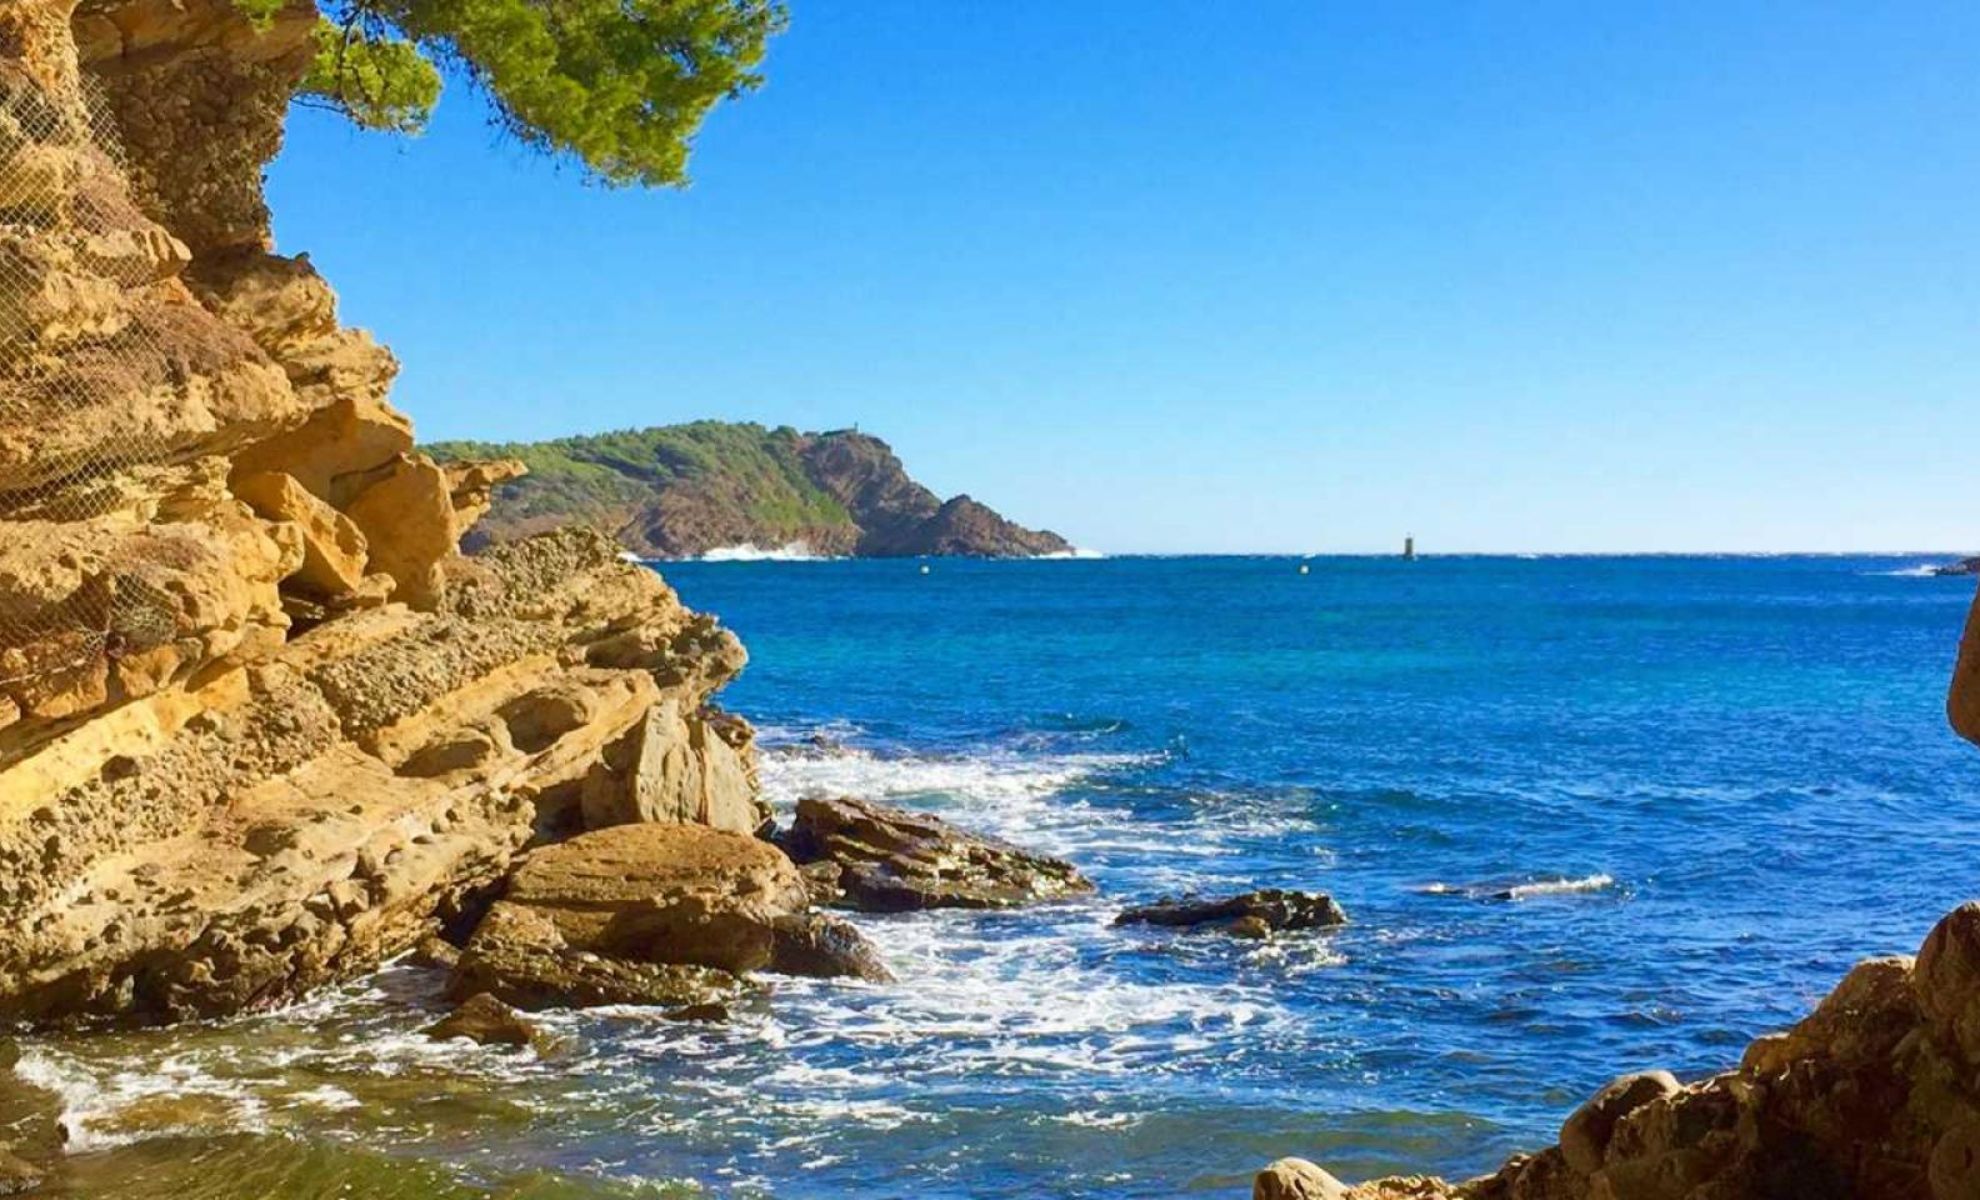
[1,2,1978,1198]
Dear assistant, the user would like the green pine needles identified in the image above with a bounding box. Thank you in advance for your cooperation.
[241,0,786,185]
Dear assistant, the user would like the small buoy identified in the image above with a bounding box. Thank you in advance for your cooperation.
[1298,562,1310,575]
[919,563,930,575]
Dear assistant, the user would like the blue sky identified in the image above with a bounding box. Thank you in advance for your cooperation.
[267,1,1979,555]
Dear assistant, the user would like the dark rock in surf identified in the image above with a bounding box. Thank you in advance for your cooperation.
[424,992,541,1048]
[1934,556,1980,577]
[770,913,895,982]
[780,795,1093,912]
[1114,889,1347,936]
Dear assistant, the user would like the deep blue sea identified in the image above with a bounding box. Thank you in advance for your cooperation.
[20,555,1980,1199]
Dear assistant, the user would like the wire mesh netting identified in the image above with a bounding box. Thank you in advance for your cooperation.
[0,64,185,697]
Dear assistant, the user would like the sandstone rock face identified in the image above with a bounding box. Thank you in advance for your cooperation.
[1282,903,1980,1200]
[780,794,1094,912]
[1556,1071,1680,1176]
[1116,889,1348,935]
[0,0,767,1027]
[578,699,765,834]
[451,823,890,1007]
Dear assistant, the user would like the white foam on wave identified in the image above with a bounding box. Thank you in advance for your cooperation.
[757,743,1152,858]
[14,1045,271,1153]
[1865,563,1947,578]
[698,541,826,562]
[1414,873,1617,902]
[761,905,1304,1082]
[1035,546,1107,560]
[1501,873,1615,900]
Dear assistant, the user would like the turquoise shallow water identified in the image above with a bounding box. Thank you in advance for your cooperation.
[14,555,1980,1198]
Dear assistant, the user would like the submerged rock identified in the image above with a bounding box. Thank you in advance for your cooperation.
[780,795,1093,912]
[0,1143,42,1196]
[424,992,540,1048]
[449,823,887,1009]
[1115,889,1347,935]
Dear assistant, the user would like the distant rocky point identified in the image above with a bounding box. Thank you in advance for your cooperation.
[427,423,1071,559]
[1933,556,1980,577]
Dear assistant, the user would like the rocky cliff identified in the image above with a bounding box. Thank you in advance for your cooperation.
[0,0,771,1025]
[1255,585,1980,1200]
[428,421,1074,559]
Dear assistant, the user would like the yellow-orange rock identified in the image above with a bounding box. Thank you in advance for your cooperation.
[230,392,415,508]
[342,454,457,611]
[0,0,767,1031]
[231,469,369,597]
[443,458,527,533]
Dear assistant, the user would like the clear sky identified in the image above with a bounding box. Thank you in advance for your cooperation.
[267,1,1979,555]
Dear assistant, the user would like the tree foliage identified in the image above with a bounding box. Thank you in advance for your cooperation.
[263,0,786,185]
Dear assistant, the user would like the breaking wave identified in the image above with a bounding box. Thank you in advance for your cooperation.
[698,541,828,562]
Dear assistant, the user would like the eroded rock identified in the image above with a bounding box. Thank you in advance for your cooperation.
[780,794,1092,912]
[447,823,886,1010]
[1557,1070,1679,1175]
[1266,906,1980,1200]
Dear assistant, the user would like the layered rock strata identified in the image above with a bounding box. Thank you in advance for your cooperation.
[780,794,1094,912]
[449,822,891,1013]
[0,0,764,1027]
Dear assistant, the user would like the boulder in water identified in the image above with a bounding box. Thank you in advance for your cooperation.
[449,823,887,1009]
[769,913,894,982]
[780,795,1093,912]
[425,992,541,1048]
[1254,1157,1349,1199]
[1115,889,1347,936]
[1933,557,1980,576]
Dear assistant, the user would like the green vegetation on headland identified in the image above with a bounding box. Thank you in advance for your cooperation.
[427,422,1071,559]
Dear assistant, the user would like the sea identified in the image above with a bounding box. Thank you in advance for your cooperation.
[10,555,1980,1199]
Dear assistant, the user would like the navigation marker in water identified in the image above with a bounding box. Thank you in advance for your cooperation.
[1298,561,1310,575]
[919,563,931,575]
